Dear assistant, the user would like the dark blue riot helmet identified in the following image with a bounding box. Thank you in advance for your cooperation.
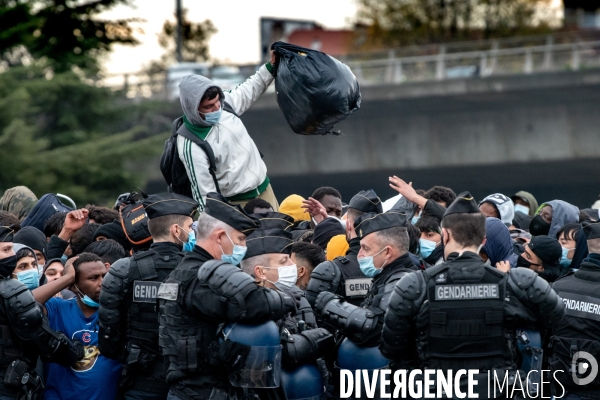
[337,338,390,370]
[223,321,282,388]
[282,364,326,400]
[335,338,390,400]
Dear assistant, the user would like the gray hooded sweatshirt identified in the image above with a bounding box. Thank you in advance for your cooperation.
[544,200,580,238]
[176,64,273,209]
[180,75,221,128]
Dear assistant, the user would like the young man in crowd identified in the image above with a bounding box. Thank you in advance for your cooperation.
[37,252,121,400]
[291,242,325,290]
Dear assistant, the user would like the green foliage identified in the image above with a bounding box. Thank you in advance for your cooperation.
[0,66,172,206]
[158,8,217,63]
[355,0,558,48]
[1,0,138,73]
[145,8,217,74]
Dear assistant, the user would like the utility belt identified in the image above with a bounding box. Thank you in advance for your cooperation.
[0,359,43,400]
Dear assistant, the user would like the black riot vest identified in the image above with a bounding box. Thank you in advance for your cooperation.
[124,247,182,391]
[422,263,509,370]
[549,268,600,397]
[335,238,372,306]
[0,281,33,397]
[158,251,227,390]
[333,256,372,306]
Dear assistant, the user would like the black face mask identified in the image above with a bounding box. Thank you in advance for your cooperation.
[517,254,533,269]
[529,215,551,236]
[0,254,17,278]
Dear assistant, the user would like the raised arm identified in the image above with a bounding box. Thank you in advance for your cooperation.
[4,280,83,367]
[223,56,275,116]
[34,256,76,307]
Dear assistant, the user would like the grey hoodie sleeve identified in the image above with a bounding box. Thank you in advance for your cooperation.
[223,64,274,116]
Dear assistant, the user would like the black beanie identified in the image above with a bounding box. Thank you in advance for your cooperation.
[312,217,346,250]
[13,226,47,258]
[93,220,132,251]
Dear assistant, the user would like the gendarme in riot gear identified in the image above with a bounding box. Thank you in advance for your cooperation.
[549,221,600,399]
[306,190,383,308]
[380,192,566,398]
[98,193,199,399]
[315,210,417,347]
[240,224,333,396]
[0,226,84,400]
[157,193,299,400]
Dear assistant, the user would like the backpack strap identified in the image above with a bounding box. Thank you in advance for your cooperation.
[175,118,221,194]
[222,101,238,118]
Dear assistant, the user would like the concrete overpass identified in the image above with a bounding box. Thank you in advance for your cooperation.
[238,69,600,208]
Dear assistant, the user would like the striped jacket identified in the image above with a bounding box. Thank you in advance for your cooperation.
[177,64,272,210]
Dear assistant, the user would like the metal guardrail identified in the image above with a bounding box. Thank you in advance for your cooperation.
[347,39,600,85]
[102,32,600,98]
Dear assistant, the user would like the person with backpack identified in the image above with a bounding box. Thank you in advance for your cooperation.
[161,52,279,212]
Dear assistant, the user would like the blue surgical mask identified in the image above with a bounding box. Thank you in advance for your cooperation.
[204,107,222,125]
[358,248,387,278]
[411,215,421,225]
[514,204,530,215]
[74,285,99,308]
[15,269,39,290]
[560,246,575,268]
[220,232,247,266]
[419,238,438,259]
[177,225,196,252]
[61,254,68,262]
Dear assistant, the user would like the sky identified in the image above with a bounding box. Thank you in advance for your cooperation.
[100,0,358,75]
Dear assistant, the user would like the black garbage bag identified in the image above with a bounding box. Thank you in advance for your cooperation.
[271,41,361,136]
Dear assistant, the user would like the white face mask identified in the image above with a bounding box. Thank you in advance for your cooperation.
[263,264,298,291]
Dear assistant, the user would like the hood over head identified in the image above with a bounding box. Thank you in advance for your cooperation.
[481,217,512,266]
[543,200,580,238]
[511,191,539,218]
[179,75,223,128]
[570,226,589,271]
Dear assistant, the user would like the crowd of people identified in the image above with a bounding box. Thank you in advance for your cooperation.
[0,182,599,400]
[0,55,599,400]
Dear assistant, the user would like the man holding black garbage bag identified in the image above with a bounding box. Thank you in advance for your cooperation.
[175,52,278,211]
[172,43,360,213]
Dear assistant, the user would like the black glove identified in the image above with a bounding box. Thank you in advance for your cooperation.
[209,339,251,371]
[315,291,338,315]
[281,290,302,316]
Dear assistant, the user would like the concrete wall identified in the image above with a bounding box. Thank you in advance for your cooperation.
[242,69,600,176]
[234,69,600,207]
[148,69,600,207]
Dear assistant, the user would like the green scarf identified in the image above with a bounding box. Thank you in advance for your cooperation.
[183,115,212,140]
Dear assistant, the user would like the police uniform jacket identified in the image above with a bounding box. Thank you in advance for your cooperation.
[549,253,600,397]
[158,245,294,400]
[380,251,565,399]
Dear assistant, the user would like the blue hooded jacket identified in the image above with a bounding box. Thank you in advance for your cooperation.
[482,217,516,267]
